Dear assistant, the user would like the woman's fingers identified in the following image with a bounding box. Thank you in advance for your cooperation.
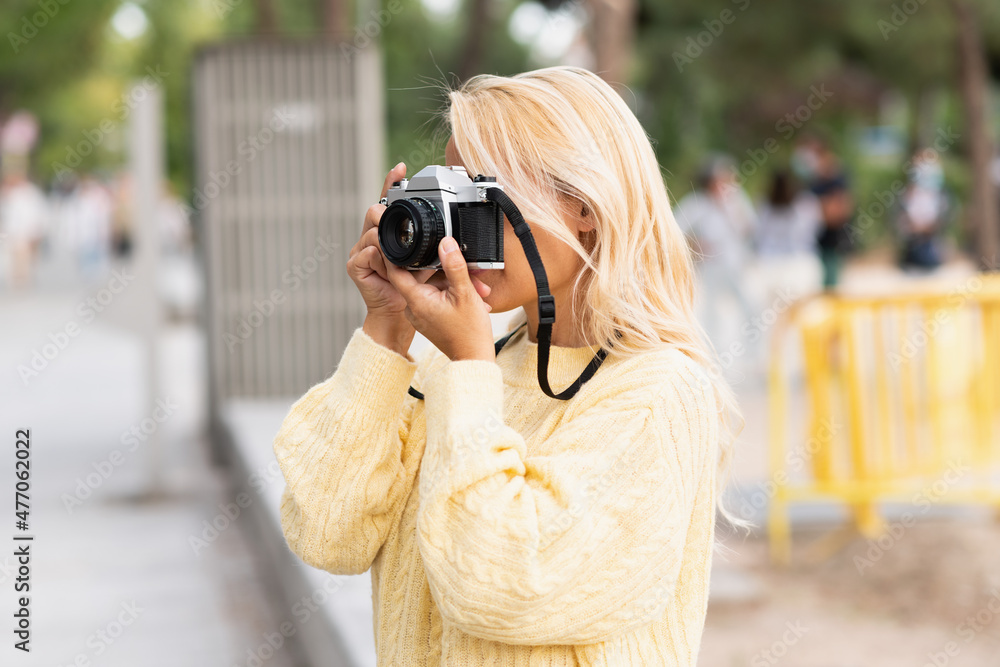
[422,267,490,297]
[348,245,381,280]
[356,163,406,249]
[437,238,474,299]
[352,163,406,266]
[359,203,385,241]
[412,268,437,285]
[360,226,380,252]
[352,226,383,272]
[368,246,388,281]
[385,261,423,302]
[380,162,406,200]
[471,277,491,299]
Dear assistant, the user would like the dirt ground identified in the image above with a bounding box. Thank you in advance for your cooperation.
[700,517,1000,667]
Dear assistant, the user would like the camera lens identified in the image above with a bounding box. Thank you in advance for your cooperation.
[379,198,444,268]
[396,217,415,248]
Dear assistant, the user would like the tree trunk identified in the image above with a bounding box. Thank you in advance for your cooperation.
[324,0,350,39]
[457,0,492,83]
[586,0,637,92]
[255,0,279,34]
[950,0,1000,269]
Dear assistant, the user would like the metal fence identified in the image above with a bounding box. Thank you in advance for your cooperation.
[193,42,384,402]
[767,276,1000,563]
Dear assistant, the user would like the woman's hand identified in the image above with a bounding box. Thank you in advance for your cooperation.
[347,163,433,354]
[348,163,426,317]
[386,237,496,362]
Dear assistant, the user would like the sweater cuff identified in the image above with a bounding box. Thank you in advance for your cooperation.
[424,360,506,457]
[333,327,418,415]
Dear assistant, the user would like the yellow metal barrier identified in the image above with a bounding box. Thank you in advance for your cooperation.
[768,274,1000,563]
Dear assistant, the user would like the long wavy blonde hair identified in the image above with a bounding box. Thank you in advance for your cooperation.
[444,66,746,530]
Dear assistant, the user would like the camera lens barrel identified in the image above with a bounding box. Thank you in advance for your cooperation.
[378,197,444,268]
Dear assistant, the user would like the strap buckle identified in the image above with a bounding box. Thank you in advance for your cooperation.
[538,294,556,325]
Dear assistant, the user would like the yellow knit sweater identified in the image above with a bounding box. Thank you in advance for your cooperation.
[274,323,720,666]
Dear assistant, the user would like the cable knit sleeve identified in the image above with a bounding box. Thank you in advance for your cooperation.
[416,353,718,645]
[274,326,420,576]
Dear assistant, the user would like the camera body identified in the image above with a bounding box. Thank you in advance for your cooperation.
[379,165,504,270]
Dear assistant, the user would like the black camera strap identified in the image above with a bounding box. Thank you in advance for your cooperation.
[404,186,609,402]
[485,188,609,400]
[407,323,526,401]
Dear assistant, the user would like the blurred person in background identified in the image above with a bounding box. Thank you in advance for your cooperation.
[895,147,949,271]
[0,170,49,289]
[793,135,854,289]
[59,174,114,278]
[158,181,192,255]
[110,172,133,258]
[673,154,758,353]
[754,169,823,302]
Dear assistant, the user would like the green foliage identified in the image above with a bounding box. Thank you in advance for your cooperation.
[0,0,223,189]
[1,0,998,241]
[376,0,532,169]
[634,0,999,215]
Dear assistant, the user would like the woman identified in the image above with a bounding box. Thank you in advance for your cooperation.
[274,67,742,665]
[754,169,823,302]
[672,154,758,354]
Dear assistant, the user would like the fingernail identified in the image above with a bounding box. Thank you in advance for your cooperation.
[485,304,492,312]
[395,161,405,170]
[441,237,458,255]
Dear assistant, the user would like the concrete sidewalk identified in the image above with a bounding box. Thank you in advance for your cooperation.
[0,290,296,667]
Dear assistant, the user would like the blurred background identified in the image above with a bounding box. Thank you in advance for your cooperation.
[1,0,1000,665]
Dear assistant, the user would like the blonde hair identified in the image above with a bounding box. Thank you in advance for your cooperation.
[445,66,747,531]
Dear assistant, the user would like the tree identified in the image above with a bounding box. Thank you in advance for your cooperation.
[254,0,279,33]
[456,0,493,83]
[950,0,999,267]
[323,0,350,38]
[586,0,637,89]
[0,0,120,115]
